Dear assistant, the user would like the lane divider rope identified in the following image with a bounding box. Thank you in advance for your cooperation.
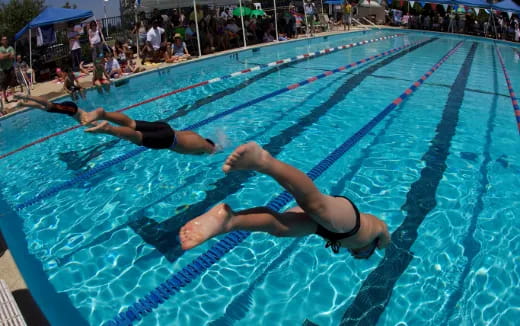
[0,34,402,161]
[14,40,428,212]
[106,41,465,326]
[495,47,520,134]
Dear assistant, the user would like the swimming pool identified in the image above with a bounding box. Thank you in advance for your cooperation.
[0,29,519,326]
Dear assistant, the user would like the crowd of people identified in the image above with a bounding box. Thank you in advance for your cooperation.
[392,8,520,41]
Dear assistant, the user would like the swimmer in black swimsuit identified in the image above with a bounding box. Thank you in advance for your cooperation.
[81,107,216,154]
[14,94,88,123]
[180,142,391,259]
[14,95,217,155]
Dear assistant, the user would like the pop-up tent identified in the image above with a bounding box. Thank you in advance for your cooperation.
[14,7,93,81]
[491,0,520,13]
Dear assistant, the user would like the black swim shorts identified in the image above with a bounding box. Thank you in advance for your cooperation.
[135,120,176,149]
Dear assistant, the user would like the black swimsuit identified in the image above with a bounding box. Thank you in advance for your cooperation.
[315,196,361,254]
[134,120,215,150]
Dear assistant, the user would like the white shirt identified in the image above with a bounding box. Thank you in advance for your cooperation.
[221,11,231,20]
[68,31,81,50]
[146,27,164,50]
[88,27,101,45]
[105,58,120,73]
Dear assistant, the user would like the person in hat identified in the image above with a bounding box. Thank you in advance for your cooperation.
[171,33,191,61]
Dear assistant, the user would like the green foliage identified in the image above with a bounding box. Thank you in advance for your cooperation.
[0,0,45,41]
[62,1,77,9]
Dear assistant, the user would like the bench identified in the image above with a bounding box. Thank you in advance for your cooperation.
[0,280,26,326]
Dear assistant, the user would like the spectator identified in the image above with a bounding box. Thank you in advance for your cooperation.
[171,33,191,61]
[343,1,352,31]
[63,67,85,101]
[132,21,148,53]
[104,52,122,79]
[80,61,94,75]
[92,55,111,93]
[0,36,15,104]
[68,23,82,72]
[304,0,316,36]
[88,21,104,62]
[190,5,204,23]
[14,54,31,92]
[113,39,129,64]
[185,20,197,41]
[220,8,232,21]
[143,20,165,64]
[263,24,275,43]
[124,59,146,74]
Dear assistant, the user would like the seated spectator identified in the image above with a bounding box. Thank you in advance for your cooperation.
[263,24,275,43]
[113,39,131,64]
[142,20,165,64]
[278,33,289,41]
[92,55,111,93]
[105,52,122,79]
[55,68,66,83]
[80,61,94,75]
[63,67,85,101]
[124,59,146,74]
[225,19,241,47]
[14,54,31,91]
[171,33,191,61]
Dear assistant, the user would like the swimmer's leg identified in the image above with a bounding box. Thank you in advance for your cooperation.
[81,108,136,128]
[174,130,216,155]
[222,142,354,231]
[179,203,317,250]
[84,121,143,145]
[13,95,52,109]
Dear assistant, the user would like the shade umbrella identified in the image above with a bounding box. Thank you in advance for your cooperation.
[250,9,266,17]
[233,6,251,16]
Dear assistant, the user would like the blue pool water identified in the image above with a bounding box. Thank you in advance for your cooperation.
[0,29,519,326]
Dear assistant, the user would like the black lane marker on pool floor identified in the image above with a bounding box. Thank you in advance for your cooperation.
[440,45,498,326]
[339,42,478,326]
[128,39,437,262]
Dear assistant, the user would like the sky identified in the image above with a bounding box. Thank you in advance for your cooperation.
[0,0,121,18]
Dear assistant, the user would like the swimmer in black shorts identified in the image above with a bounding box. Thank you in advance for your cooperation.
[14,95,217,155]
[180,142,391,259]
[81,107,216,154]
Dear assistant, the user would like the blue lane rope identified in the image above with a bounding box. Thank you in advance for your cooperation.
[106,41,464,326]
[14,40,428,212]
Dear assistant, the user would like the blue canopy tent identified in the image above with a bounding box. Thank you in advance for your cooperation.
[14,7,93,81]
[491,0,520,13]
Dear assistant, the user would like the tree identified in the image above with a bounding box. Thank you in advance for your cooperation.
[62,1,77,9]
[0,0,45,41]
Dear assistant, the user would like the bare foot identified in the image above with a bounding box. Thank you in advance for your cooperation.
[85,121,110,133]
[222,142,271,173]
[81,107,105,125]
[179,203,233,250]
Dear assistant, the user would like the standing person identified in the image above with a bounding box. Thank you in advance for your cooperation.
[304,0,316,36]
[0,36,15,104]
[343,1,352,31]
[88,21,104,62]
[68,23,82,72]
[179,142,391,259]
